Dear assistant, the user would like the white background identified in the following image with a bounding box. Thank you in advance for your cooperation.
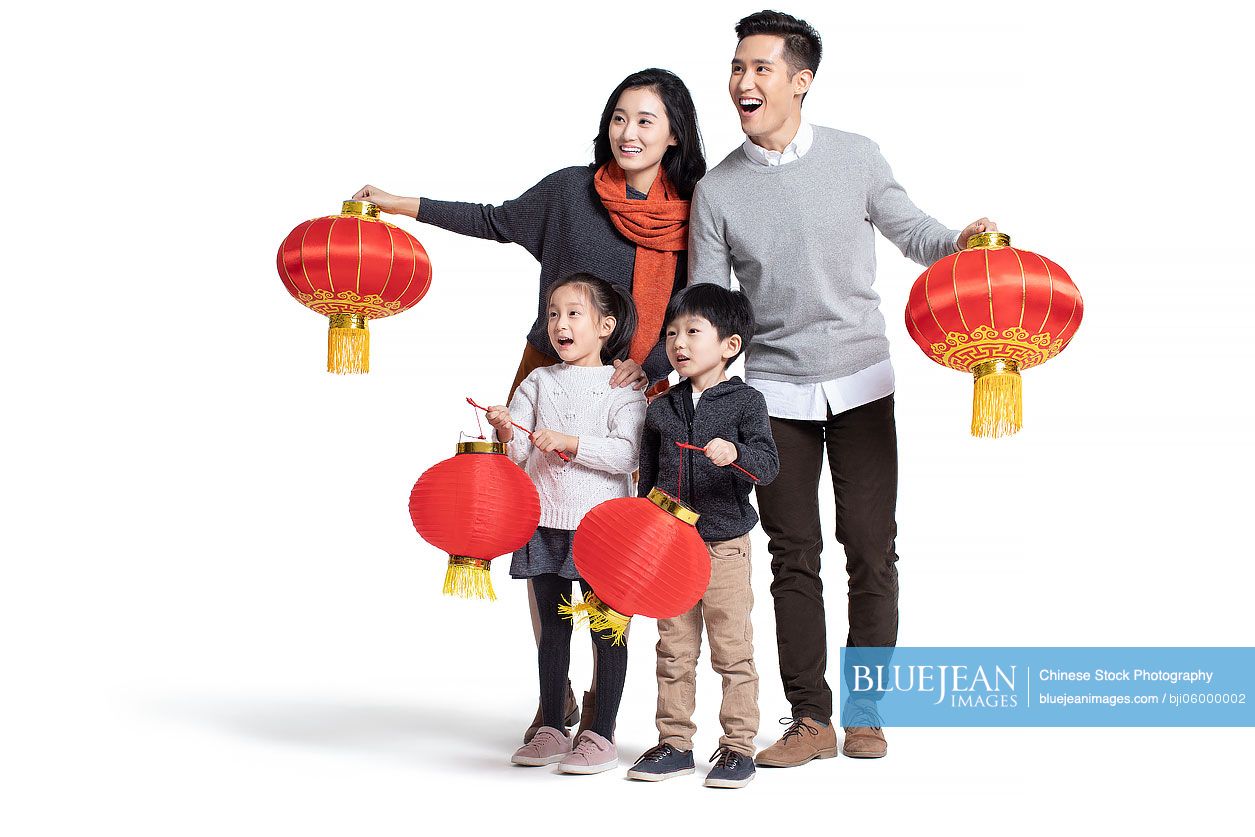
[5,1,1254,833]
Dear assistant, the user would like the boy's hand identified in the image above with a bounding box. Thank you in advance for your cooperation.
[704,438,738,467]
[531,428,578,456]
[610,358,648,390]
[485,405,514,442]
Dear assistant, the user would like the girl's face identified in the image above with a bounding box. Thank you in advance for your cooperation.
[608,86,677,192]
[547,283,615,367]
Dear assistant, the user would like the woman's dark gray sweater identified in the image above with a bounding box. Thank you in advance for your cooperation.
[418,165,681,383]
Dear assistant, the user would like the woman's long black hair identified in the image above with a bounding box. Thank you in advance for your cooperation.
[592,68,706,199]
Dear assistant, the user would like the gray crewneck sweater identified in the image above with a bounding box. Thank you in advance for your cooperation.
[688,126,960,384]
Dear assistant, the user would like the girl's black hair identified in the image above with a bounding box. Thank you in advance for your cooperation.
[592,68,706,199]
[546,274,638,365]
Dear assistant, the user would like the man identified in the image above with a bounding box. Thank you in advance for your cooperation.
[688,9,996,765]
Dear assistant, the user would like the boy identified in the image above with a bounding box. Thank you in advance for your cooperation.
[627,283,779,789]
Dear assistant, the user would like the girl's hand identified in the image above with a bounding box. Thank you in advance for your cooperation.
[485,405,514,442]
[531,428,578,456]
[351,185,419,217]
[704,437,738,467]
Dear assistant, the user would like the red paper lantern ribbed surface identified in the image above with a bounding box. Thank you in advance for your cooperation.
[569,488,710,643]
[276,200,433,373]
[409,441,540,601]
[905,232,1083,437]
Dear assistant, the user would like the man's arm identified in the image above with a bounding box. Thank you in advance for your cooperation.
[865,142,962,268]
[687,180,733,288]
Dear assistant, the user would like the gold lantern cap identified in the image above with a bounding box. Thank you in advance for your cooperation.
[456,440,507,455]
[341,200,381,220]
[646,487,700,526]
[966,231,1011,249]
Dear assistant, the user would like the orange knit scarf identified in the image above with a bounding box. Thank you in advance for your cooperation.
[593,162,690,364]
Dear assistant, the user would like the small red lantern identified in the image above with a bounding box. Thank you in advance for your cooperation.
[409,440,540,600]
[276,200,433,373]
[564,488,710,643]
[905,232,1083,437]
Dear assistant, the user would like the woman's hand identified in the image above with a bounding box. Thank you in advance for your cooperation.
[956,217,999,250]
[485,405,514,442]
[610,358,648,390]
[351,185,420,218]
[531,428,578,456]
[704,437,738,467]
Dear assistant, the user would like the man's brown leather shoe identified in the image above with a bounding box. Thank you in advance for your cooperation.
[842,726,887,758]
[754,717,838,767]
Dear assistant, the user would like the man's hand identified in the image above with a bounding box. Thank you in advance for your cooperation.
[531,428,578,455]
[704,437,738,467]
[485,405,515,442]
[352,185,419,218]
[610,358,648,390]
[956,217,999,250]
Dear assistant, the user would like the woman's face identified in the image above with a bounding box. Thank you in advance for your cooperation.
[607,86,677,190]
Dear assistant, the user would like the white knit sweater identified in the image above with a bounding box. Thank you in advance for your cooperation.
[504,364,646,531]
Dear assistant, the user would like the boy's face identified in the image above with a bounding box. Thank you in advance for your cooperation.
[665,314,740,380]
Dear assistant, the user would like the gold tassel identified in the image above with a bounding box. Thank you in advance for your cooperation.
[557,595,591,629]
[442,557,496,601]
[971,359,1022,438]
[327,313,370,374]
[563,591,630,646]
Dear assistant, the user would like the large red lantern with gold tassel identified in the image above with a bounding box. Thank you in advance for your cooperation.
[563,488,710,643]
[277,200,432,373]
[409,440,540,600]
[905,232,1083,437]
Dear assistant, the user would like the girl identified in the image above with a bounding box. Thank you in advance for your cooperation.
[356,67,705,743]
[485,274,646,774]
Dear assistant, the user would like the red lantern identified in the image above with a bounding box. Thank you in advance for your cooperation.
[905,232,1083,437]
[409,440,540,600]
[276,200,432,373]
[565,488,710,643]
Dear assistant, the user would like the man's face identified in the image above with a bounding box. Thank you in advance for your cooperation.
[729,34,806,142]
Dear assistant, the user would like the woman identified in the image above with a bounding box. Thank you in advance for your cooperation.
[354,67,706,741]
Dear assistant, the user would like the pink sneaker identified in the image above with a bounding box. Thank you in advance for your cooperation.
[512,726,572,766]
[557,730,618,774]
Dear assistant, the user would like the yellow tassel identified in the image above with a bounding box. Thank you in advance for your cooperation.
[577,592,631,646]
[327,314,370,374]
[971,360,1022,438]
[557,595,591,629]
[442,557,496,601]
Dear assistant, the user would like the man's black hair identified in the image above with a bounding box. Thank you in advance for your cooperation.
[735,10,822,101]
[662,283,756,367]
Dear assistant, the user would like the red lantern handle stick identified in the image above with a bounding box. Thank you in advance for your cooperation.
[674,441,760,482]
[466,397,571,462]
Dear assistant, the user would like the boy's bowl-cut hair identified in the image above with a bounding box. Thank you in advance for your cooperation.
[662,283,756,366]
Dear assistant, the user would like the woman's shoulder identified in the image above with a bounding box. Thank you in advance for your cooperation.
[536,165,594,192]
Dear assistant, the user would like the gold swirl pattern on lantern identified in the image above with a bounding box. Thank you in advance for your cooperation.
[929,325,1062,373]
[296,289,405,319]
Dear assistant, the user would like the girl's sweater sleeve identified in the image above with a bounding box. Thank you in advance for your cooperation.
[732,390,781,486]
[574,390,647,475]
[503,374,540,466]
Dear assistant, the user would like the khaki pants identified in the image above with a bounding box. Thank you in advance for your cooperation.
[655,533,758,756]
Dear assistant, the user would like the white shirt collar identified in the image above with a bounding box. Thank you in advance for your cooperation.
[741,122,814,167]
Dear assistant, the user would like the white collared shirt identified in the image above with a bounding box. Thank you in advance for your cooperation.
[741,121,814,167]
[739,122,896,420]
